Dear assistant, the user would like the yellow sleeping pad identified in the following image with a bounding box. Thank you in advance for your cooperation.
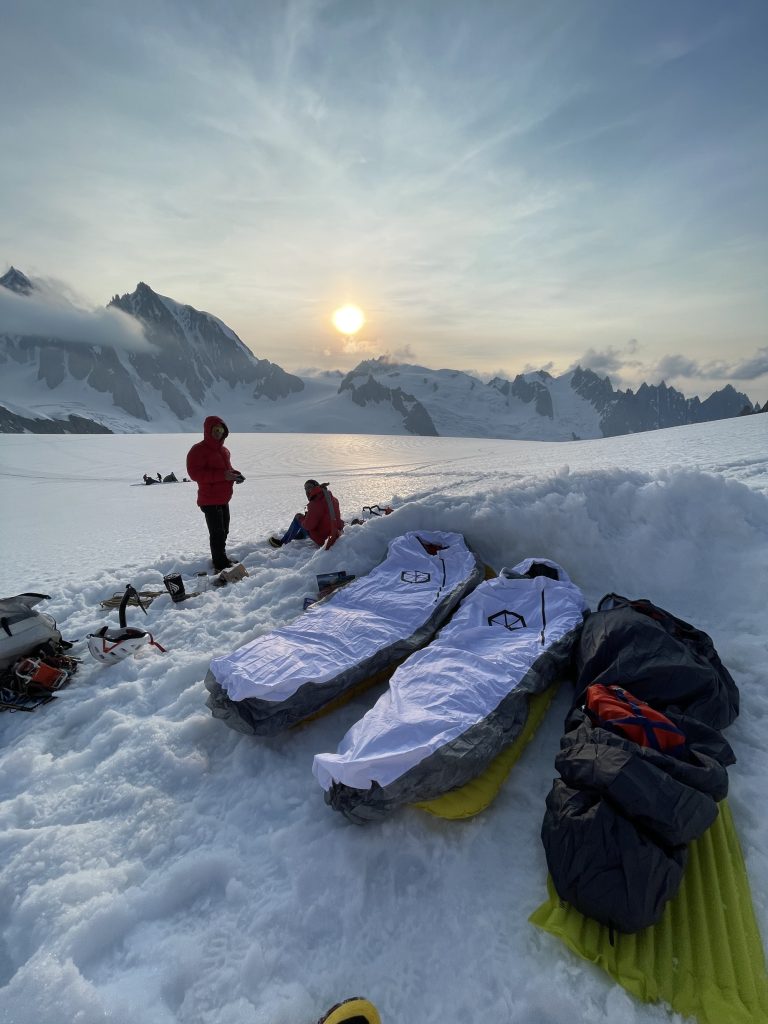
[530,799,768,1024]
[415,685,558,820]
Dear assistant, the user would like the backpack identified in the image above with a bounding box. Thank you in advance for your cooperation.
[585,683,688,757]
[0,593,62,670]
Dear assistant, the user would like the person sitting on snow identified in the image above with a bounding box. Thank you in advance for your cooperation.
[269,479,344,549]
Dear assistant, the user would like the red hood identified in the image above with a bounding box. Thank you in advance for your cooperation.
[306,483,330,501]
[203,416,228,443]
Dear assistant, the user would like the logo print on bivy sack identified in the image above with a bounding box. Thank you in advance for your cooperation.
[400,570,431,584]
[487,609,527,631]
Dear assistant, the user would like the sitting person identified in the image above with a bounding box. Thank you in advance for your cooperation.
[269,479,344,549]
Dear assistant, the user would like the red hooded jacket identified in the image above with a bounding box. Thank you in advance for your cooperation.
[186,416,240,506]
[300,483,344,546]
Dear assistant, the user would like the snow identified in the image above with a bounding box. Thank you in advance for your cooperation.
[345,363,605,440]
[0,414,767,1024]
[154,293,248,350]
[2,336,759,441]
[0,360,432,437]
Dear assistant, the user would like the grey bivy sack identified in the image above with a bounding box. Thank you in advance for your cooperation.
[205,531,484,736]
[0,593,61,669]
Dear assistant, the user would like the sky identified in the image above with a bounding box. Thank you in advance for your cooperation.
[0,418,767,1023]
[1,0,767,400]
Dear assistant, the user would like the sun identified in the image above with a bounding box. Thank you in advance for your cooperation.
[332,304,365,336]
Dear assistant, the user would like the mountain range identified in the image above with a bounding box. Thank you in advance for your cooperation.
[1,266,763,439]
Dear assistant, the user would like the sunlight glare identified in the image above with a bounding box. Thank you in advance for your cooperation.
[332,304,365,336]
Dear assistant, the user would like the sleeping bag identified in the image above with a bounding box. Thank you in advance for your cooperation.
[541,592,739,933]
[313,558,589,823]
[571,593,739,729]
[205,531,484,736]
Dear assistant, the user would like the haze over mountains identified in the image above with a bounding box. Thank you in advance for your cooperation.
[1,267,763,439]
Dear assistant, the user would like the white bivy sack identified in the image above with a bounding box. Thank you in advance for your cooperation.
[313,558,588,822]
[205,531,484,735]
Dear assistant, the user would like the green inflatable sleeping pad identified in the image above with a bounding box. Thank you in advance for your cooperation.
[530,799,768,1024]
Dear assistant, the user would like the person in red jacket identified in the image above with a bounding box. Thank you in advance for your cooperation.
[186,416,245,572]
[269,479,344,549]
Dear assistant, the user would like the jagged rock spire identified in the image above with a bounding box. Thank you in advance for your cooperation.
[0,266,34,295]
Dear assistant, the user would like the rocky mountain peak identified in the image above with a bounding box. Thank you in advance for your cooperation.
[108,282,170,323]
[0,266,34,295]
[570,366,615,412]
[1,272,304,430]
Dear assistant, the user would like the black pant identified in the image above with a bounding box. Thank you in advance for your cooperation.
[200,504,230,571]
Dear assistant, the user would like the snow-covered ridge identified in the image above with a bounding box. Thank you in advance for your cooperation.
[337,357,761,441]
[0,270,304,434]
[1,268,762,437]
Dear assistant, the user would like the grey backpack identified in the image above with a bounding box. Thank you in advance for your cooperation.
[0,594,62,669]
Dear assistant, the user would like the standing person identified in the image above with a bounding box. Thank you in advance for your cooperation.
[269,479,344,548]
[186,416,244,572]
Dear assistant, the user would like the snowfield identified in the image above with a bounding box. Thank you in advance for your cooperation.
[0,413,766,1024]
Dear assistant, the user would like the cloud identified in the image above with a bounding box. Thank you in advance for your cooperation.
[341,335,376,355]
[569,342,767,397]
[635,20,728,68]
[728,347,768,380]
[0,283,153,352]
[521,360,556,375]
[313,332,378,367]
[655,354,703,378]
[653,347,768,382]
[391,344,416,360]
[571,343,644,378]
